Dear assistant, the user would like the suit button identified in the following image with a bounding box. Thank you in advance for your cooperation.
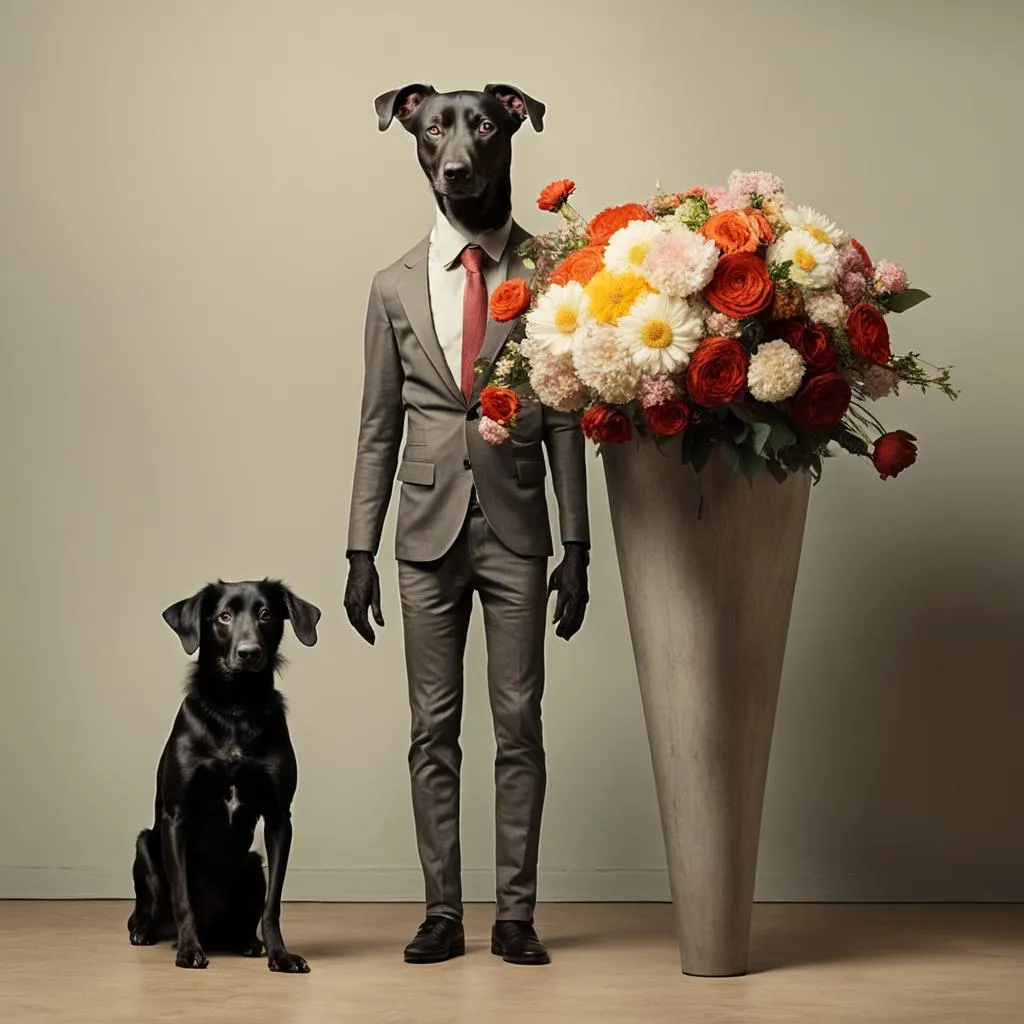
[463,459,472,470]
[466,409,478,421]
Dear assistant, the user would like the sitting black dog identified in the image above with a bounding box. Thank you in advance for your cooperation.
[127,579,320,972]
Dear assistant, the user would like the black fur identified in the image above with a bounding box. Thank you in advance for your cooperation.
[374,83,545,235]
[128,579,320,973]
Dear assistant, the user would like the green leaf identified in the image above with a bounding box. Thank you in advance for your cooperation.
[834,427,870,457]
[748,421,772,456]
[720,441,742,474]
[883,287,930,313]
[769,260,792,282]
[733,425,751,446]
[766,458,789,484]
[737,446,767,483]
[521,256,536,270]
[769,420,797,453]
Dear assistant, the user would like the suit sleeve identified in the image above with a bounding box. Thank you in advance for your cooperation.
[346,273,405,555]
[542,406,590,548]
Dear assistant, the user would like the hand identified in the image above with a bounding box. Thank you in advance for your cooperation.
[344,552,384,645]
[548,542,590,641]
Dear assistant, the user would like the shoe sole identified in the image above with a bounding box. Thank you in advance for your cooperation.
[404,942,466,965]
[490,939,551,965]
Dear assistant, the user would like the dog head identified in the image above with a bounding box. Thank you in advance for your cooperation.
[163,580,321,677]
[374,83,545,201]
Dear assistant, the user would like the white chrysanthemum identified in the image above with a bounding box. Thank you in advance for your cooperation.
[603,220,665,275]
[782,205,847,246]
[521,346,588,412]
[746,341,805,403]
[805,290,850,329]
[769,228,839,290]
[524,280,588,357]
[615,292,703,375]
[572,322,641,405]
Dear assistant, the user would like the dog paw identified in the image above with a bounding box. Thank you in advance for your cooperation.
[268,952,310,974]
[129,926,157,946]
[237,937,264,958]
[175,946,209,969]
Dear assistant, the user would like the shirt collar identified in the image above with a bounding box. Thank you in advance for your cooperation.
[432,208,513,269]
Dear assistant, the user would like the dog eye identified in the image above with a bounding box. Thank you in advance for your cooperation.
[258,608,272,622]
[217,611,232,624]
[479,120,495,134]
[425,125,442,137]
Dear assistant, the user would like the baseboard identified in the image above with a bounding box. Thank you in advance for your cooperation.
[2,865,1021,902]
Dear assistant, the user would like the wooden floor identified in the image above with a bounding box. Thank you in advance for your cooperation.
[1,902,1022,1022]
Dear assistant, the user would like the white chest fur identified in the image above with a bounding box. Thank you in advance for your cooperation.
[224,784,242,824]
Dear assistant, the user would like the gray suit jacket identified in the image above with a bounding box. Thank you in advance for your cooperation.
[347,221,590,563]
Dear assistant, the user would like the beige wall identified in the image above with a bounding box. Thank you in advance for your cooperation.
[2,0,1021,902]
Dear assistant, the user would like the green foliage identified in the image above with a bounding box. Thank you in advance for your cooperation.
[890,351,959,400]
[882,288,930,313]
[769,260,792,282]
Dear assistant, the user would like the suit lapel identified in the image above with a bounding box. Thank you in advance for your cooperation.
[397,237,466,406]
[472,223,534,405]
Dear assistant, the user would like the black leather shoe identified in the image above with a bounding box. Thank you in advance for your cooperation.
[403,916,465,964]
[491,921,551,965]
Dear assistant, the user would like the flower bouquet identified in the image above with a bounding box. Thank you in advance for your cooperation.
[478,172,956,482]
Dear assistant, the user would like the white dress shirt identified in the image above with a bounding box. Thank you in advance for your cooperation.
[427,209,513,388]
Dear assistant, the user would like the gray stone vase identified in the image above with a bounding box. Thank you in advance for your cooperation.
[601,439,812,977]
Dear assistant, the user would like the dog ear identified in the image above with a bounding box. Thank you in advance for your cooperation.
[279,585,321,647]
[374,84,436,132]
[162,587,208,656]
[484,84,545,132]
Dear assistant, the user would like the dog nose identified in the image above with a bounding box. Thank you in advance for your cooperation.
[443,163,470,184]
[235,643,261,664]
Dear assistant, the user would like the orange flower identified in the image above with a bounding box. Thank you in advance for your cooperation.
[700,209,775,254]
[480,385,520,426]
[586,203,652,246]
[549,246,604,287]
[537,178,576,213]
[704,252,774,319]
[489,278,532,322]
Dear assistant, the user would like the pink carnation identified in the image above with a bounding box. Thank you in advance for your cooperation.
[704,310,742,339]
[524,347,588,412]
[839,271,867,306]
[727,169,786,201]
[873,260,908,294]
[637,376,678,409]
[478,416,510,445]
[705,186,729,210]
[862,365,900,401]
[837,243,865,276]
[642,228,719,298]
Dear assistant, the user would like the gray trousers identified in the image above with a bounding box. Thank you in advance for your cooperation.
[398,502,548,921]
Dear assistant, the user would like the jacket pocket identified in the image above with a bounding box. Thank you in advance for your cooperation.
[514,459,547,485]
[397,459,435,486]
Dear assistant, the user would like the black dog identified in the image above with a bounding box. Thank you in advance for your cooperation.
[128,579,320,972]
[373,82,545,238]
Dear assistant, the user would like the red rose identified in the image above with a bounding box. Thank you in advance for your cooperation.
[846,303,891,365]
[480,385,520,426]
[872,430,917,479]
[686,337,748,408]
[780,319,837,373]
[790,372,852,431]
[645,400,691,438]
[537,178,575,213]
[581,404,632,444]
[704,252,774,319]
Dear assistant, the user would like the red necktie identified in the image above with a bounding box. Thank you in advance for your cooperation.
[460,245,487,400]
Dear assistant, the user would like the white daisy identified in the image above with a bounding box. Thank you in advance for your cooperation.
[782,205,847,246]
[746,340,805,403]
[768,229,839,290]
[615,292,703,375]
[523,280,588,357]
[603,220,665,275]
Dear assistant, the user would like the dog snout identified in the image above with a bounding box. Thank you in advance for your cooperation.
[443,162,471,185]
[234,642,263,666]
